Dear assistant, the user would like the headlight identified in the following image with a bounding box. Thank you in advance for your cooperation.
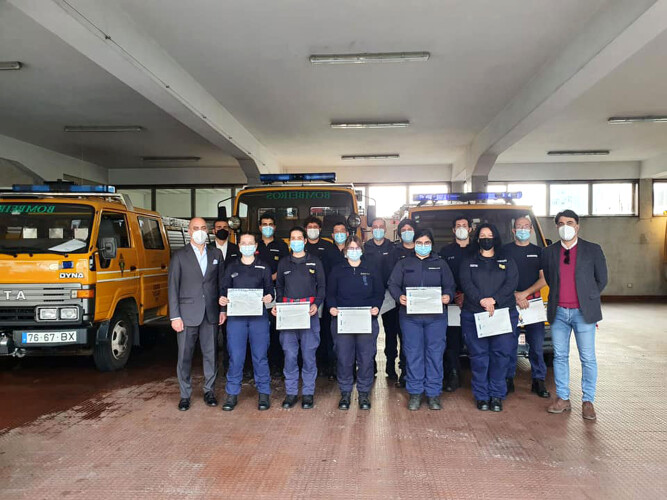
[38,308,58,320]
[347,214,362,228]
[59,307,79,320]
[228,216,242,230]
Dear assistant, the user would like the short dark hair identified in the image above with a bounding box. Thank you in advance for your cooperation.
[303,216,322,228]
[472,222,503,254]
[259,212,277,225]
[237,232,257,243]
[554,209,579,225]
[332,222,348,232]
[213,219,229,227]
[414,228,435,246]
[370,217,386,226]
[289,226,306,239]
[397,218,417,234]
[451,214,472,229]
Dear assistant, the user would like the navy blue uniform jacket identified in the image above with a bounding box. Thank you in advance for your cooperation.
[326,259,385,310]
[220,257,274,312]
[364,238,395,287]
[276,253,326,306]
[459,253,519,314]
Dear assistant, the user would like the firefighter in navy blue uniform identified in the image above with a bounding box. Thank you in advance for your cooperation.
[501,216,550,398]
[388,228,456,411]
[304,216,335,267]
[364,217,398,380]
[272,226,326,410]
[256,212,289,376]
[327,235,385,411]
[386,218,418,388]
[459,223,519,413]
[439,215,474,392]
[219,233,274,411]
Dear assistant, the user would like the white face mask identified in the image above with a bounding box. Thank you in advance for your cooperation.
[455,227,469,241]
[306,228,320,240]
[558,225,576,242]
[191,229,208,245]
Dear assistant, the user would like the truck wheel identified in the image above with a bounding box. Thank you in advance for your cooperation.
[543,353,554,367]
[93,309,134,371]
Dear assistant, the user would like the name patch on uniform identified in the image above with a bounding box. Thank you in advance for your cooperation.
[283,270,291,275]
[213,259,219,265]
[254,266,265,270]
[497,259,507,263]
[447,256,455,260]
[428,267,441,270]
[469,264,478,268]
[306,262,316,266]
[360,272,371,276]
[527,254,538,258]
[231,272,239,278]
[270,249,280,252]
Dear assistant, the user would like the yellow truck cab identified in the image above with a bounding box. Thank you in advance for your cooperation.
[0,181,189,371]
[219,173,367,241]
[406,191,554,364]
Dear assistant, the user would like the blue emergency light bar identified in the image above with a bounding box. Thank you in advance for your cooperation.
[413,192,522,203]
[259,172,336,184]
[12,183,117,193]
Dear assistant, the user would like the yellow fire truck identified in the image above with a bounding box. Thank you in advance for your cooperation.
[0,181,189,371]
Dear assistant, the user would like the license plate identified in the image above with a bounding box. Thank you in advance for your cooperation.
[22,331,77,344]
[518,333,526,345]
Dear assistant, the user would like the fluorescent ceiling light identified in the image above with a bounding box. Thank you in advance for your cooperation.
[341,154,400,160]
[608,115,667,124]
[331,121,410,129]
[310,52,430,64]
[0,61,22,70]
[64,125,144,133]
[141,156,201,162]
[547,150,610,156]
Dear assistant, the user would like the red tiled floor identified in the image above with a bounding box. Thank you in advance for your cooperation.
[1,304,665,499]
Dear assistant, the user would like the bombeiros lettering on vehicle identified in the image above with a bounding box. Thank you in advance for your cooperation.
[0,204,56,213]
[59,272,84,279]
[265,191,331,200]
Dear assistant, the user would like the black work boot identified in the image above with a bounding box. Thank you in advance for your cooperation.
[531,379,551,398]
[408,393,422,411]
[338,392,351,410]
[506,377,515,394]
[222,394,238,411]
[258,393,271,411]
[427,396,442,410]
[444,370,460,392]
[358,392,371,410]
[282,394,298,409]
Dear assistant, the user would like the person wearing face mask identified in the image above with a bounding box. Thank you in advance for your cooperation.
[327,236,384,410]
[168,218,225,411]
[218,233,274,411]
[304,215,335,268]
[364,217,399,381]
[542,210,607,421]
[272,226,326,409]
[209,219,239,265]
[439,215,474,393]
[459,223,519,413]
[256,212,289,377]
[388,229,455,411]
[501,216,550,398]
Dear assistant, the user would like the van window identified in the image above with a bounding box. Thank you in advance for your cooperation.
[99,212,130,248]
[138,217,165,250]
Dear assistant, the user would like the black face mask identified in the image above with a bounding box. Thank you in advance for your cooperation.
[215,228,229,241]
[478,238,494,251]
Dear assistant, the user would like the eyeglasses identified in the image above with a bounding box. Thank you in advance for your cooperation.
[563,248,570,265]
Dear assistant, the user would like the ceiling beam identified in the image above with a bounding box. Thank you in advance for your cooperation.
[455,0,667,182]
[9,0,280,179]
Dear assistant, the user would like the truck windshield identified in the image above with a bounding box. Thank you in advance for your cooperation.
[0,202,94,254]
[411,207,546,248]
[236,189,356,239]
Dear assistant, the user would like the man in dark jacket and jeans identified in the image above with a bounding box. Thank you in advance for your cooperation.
[542,210,607,421]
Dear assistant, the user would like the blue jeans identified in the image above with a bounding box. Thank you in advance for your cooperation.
[506,321,547,380]
[551,307,597,402]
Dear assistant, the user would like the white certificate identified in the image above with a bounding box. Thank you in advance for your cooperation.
[447,305,461,327]
[337,307,372,334]
[474,307,513,338]
[227,288,264,317]
[379,289,397,315]
[406,287,442,315]
[517,298,547,327]
[276,302,311,330]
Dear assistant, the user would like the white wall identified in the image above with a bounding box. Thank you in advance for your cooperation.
[491,161,640,181]
[641,153,667,178]
[109,167,246,185]
[0,133,108,184]
[284,164,453,184]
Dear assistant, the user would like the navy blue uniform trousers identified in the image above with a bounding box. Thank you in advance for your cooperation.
[461,308,519,400]
[280,315,321,395]
[332,316,380,393]
[225,315,271,395]
[399,312,447,397]
[506,321,547,380]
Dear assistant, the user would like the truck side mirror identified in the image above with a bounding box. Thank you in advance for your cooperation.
[366,205,376,225]
[217,205,228,221]
[100,237,117,260]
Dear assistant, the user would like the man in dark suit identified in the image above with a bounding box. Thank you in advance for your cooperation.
[210,219,240,265]
[542,210,607,421]
[169,217,225,411]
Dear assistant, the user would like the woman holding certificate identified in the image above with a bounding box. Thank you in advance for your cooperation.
[459,223,519,413]
[219,233,274,411]
[327,236,384,411]
[388,229,456,411]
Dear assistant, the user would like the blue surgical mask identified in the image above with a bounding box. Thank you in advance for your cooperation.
[290,240,305,253]
[372,228,385,240]
[240,245,256,257]
[415,244,431,257]
[333,232,347,244]
[346,249,362,261]
[261,226,274,238]
[401,230,414,243]
[515,229,531,242]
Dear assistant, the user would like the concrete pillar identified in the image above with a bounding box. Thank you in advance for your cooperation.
[451,181,465,193]
[639,178,653,220]
[471,175,488,193]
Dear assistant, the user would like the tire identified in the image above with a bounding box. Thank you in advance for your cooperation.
[543,352,554,367]
[93,308,134,371]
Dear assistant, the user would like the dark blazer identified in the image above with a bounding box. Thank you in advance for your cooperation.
[541,238,608,324]
[168,244,225,326]
[208,241,239,265]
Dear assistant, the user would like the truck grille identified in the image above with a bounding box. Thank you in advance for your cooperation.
[0,307,35,322]
[0,283,81,306]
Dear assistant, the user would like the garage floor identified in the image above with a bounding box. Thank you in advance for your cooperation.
[1,303,665,499]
